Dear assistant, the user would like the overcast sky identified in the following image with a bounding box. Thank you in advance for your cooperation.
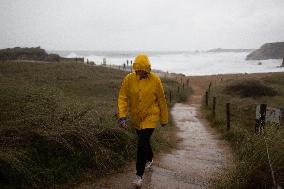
[0,0,284,51]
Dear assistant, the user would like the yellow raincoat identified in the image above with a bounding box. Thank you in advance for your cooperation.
[118,54,168,130]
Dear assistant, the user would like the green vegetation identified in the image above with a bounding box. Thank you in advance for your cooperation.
[0,61,191,188]
[223,80,277,98]
[0,47,60,62]
[202,73,284,188]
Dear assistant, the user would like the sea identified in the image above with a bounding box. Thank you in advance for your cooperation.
[51,51,284,76]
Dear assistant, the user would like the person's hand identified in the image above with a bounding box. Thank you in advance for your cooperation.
[118,118,128,129]
[120,122,128,129]
[161,124,167,127]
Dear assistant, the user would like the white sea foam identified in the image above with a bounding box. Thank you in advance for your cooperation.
[62,52,283,76]
[66,52,79,58]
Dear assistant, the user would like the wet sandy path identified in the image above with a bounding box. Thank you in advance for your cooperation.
[75,101,232,189]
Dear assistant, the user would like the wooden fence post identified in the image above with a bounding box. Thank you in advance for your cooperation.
[208,81,212,95]
[255,105,260,133]
[226,103,231,131]
[260,104,267,132]
[255,118,260,133]
[205,91,208,106]
[177,86,180,93]
[213,97,216,116]
[182,83,184,91]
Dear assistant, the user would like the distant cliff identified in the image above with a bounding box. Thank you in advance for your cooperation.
[207,48,254,53]
[246,42,284,60]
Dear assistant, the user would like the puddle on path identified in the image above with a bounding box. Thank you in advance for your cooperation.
[75,103,231,189]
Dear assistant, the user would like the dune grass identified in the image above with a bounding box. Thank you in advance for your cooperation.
[0,61,191,188]
[202,73,284,188]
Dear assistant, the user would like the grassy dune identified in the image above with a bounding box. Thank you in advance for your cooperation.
[202,73,284,188]
[0,61,191,188]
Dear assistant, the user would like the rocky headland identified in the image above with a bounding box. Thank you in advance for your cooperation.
[0,47,84,63]
[246,42,284,60]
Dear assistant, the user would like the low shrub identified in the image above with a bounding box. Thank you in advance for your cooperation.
[223,80,277,98]
[0,61,190,188]
[203,73,284,188]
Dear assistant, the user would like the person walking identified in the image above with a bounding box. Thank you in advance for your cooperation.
[117,54,168,187]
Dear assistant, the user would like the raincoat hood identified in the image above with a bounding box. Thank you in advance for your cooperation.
[133,54,151,73]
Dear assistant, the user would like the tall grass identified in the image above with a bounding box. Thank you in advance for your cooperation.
[202,73,284,188]
[0,61,190,188]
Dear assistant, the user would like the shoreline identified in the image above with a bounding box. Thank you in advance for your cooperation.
[98,63,284,78]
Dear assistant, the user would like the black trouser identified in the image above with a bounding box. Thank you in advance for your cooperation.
[135,128,155,177]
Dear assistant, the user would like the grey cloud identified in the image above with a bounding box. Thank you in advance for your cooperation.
[0,0,283,51]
